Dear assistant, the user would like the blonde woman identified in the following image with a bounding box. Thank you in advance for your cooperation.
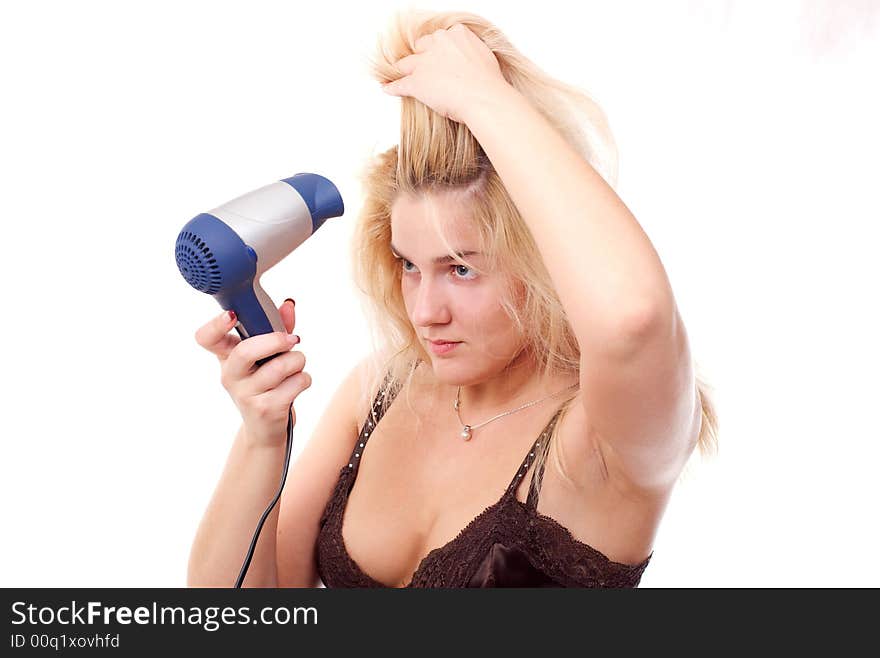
[188,10,718,588]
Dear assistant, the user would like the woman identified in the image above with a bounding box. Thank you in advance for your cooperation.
[187,10,718,588]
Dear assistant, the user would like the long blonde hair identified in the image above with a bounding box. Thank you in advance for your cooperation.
[349,9,718,489]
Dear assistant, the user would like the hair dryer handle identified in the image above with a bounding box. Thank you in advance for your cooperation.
[215,279,287,366]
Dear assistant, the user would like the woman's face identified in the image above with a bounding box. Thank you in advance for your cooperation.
[390,191,525,385]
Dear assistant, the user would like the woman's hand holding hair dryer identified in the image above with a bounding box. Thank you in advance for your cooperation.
[194,299,312,448]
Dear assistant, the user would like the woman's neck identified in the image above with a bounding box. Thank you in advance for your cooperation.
[420,348,578,421]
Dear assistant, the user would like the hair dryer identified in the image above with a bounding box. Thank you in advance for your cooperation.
[174,173,344,351]
[174,172,343,588]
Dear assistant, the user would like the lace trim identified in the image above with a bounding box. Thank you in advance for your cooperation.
[317,465,652,588]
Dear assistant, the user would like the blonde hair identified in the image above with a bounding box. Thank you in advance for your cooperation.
[349,9,718,492]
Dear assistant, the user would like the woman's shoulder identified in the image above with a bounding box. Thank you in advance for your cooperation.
[347,351,410,422]
[349,354,439,426]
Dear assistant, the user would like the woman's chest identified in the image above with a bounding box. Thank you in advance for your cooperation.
[337,397,653,587]
[339,406,542,586]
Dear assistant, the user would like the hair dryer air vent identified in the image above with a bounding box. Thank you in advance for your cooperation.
[175,230,222,294]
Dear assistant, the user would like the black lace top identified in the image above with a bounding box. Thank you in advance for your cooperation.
[316,373,652,587]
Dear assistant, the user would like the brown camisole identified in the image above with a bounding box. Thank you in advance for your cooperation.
[316,372,652,587]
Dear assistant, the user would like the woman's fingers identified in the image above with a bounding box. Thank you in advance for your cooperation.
[197,298,297,372]
[194,310,241,361]
[280,298,296,334]
[224,331,298,382]
[393,53,421,75]
[413,32,434,53]
[258,368,312,411]
[248,348,306,396]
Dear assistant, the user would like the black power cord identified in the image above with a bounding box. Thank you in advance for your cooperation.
[234,404,294,588]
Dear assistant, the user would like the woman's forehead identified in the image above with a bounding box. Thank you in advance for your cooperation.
[390,192,478,244]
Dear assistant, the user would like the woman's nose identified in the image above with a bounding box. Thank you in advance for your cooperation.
[411,279,451,326]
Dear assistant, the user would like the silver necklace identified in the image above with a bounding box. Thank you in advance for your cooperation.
[454,382,579,440]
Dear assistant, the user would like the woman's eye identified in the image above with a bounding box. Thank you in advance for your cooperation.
[399,259,477,281]
[453,264,478,280]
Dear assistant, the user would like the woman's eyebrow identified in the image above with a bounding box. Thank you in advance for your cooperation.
[390,243,481,264]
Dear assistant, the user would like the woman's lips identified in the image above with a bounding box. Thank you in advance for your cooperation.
[428,340,461,355]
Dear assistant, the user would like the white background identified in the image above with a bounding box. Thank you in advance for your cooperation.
[2,0,878,587]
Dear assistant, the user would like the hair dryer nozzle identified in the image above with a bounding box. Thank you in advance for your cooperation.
[281,173,344,229]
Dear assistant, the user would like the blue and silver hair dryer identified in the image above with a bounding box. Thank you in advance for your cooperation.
[175,173,342,587]
[174,173,344,344]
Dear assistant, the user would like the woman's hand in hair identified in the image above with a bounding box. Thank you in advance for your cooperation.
[381,23,509,124]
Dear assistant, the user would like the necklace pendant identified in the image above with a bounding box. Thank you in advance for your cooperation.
[461,425,472,441]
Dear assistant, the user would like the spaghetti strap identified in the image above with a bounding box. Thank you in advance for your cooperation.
[506,406,565,510]
[345,369,400,484]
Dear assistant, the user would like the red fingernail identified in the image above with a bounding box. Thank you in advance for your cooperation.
[228,310,237,323]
